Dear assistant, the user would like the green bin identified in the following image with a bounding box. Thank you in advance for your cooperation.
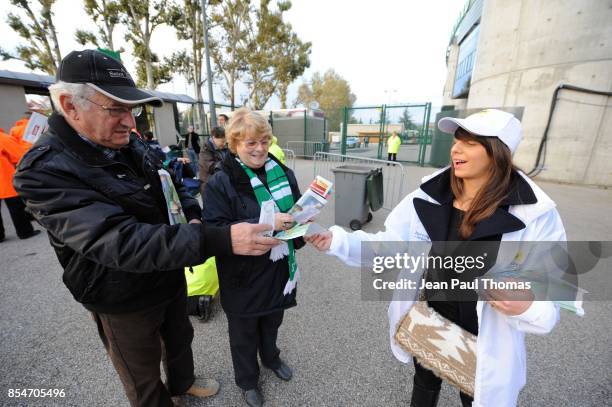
[367,168,384,211]
[331,165,384,230]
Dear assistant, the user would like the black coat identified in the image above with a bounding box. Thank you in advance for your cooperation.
[182,132,201,154]
[13,114,232,314]
[202,153,305,317]
[198,137,228,187]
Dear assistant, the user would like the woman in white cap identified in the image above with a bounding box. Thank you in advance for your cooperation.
[306,109,566,407]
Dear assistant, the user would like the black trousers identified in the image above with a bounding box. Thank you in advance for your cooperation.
[0,197,34,239]
[226,311,284,390]
[388,153,397,162]
[92,288,195,407]
[413,358,473,405]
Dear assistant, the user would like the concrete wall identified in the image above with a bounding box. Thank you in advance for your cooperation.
[273,117,326,148]
[466,0,612,186]
[153,103,179,147]
[0,84,28,132]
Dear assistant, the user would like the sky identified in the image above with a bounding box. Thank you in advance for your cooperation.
[0,0,466,111]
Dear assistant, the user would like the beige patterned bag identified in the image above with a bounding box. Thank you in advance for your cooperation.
[394,296,477,397]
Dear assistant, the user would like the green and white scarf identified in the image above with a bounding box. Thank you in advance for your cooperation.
[237,157,299,295]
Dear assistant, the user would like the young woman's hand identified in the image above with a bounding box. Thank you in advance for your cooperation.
[484,284,535,316]
[274,213,294,231]
[304,231,333,251]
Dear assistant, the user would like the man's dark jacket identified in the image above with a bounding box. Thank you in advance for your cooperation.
[13,114,231,314]
[202,153,304,317]
[198,137,228,188]
[182,131,200,154]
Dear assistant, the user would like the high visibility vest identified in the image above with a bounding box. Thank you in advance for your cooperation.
[387,135,401,154]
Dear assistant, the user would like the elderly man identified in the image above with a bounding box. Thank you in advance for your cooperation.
[13,49,278,407]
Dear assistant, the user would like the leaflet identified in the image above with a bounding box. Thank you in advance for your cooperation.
[274,175,333,240]
[22,112,48,143]
[288,175,332,224]
[275,222,327,241]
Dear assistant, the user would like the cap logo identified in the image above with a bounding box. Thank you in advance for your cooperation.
[475,109,492,117]
[107,68,129,79]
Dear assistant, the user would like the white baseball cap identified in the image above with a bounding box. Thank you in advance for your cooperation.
[438,109,522,153]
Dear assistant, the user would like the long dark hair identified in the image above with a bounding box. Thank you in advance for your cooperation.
[450,128,519,239]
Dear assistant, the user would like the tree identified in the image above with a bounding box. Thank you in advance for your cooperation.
[1,0,62,75]
[118,0,173,89]
[208,0,310,109]
[294,69,357,132]
[399,107,417,131]
[273,28,311,109]
[209,0,251,107]
[164,0,208,126]
[242,0,310,109]
[75,0,122,51]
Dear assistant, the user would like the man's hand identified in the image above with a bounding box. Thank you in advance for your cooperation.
[189,219,202,224]
[231,223,280,255]
[304,231,333,252]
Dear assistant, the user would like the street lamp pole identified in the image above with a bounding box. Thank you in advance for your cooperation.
[201,0,217,128]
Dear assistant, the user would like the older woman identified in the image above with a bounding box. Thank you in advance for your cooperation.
[202,108,304,407]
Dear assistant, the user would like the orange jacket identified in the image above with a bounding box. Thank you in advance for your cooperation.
[9,118,32,156]
[10,118,28,140]
[0,131,24,198]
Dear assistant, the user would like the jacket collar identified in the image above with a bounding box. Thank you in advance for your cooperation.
[414,168,537,241]
[48,113,145,167]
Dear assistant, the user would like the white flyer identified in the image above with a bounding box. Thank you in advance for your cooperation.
[22,112,48,143]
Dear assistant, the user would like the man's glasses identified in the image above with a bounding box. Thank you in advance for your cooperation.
[85,98,143,117]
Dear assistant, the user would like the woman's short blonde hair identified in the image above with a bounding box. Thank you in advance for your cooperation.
[225,108,272,153]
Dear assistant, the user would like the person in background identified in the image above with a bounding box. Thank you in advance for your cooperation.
[143,130,166,164]
[9,112,30,141]
[203,108,304,407]
[268,135,286,165]
[129,128,141,139]
[387,131,401,162]
[198,126,228,195]
[0,129,40,242]
[9,112,36,155]
[218,113,229,127]
[182,125,201,175]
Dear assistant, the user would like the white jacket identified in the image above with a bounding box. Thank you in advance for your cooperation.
[327,168,566,407]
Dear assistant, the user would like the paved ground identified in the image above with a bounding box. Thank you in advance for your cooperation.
[1,159,610,406]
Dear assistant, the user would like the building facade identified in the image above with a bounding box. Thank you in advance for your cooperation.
[442,0,612,186]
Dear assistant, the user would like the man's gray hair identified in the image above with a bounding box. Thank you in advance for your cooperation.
[48,82,96,116]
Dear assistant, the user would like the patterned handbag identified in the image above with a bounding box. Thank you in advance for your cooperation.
[394,289,477,397]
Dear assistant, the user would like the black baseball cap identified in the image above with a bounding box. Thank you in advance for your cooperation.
[57,49,163,107]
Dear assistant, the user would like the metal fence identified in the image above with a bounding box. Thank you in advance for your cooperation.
[313,152,408,210]
[286,141,329,158]
[337,103,433,166]
[282,149,295,170]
